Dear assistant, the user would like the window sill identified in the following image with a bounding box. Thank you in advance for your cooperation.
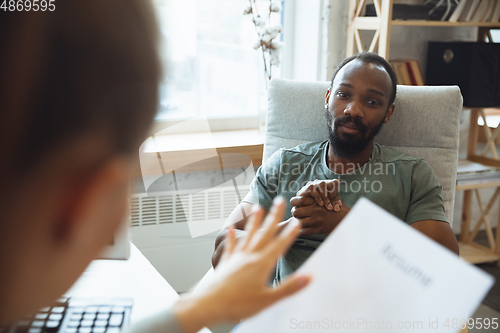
[150,129,264,152]
[135,129,264,177]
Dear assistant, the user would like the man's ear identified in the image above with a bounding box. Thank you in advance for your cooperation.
[54,157,133,248]
[383,103,395,123]
[325,89,331,108]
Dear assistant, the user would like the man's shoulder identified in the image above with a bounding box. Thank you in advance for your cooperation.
[373,143,424,165]
[281,139,328,158]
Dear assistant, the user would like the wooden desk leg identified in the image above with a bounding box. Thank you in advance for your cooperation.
[467,109,479,160]
[461,190,472,244]
[497,201,500,267]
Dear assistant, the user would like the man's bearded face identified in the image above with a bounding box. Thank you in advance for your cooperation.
[325,59,394,159]
[325,106,385,159]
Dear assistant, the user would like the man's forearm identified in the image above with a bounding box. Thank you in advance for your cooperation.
[410,220,459,255]
[212,202,257,267]
[212,237,225,268]
[212,229,247,267]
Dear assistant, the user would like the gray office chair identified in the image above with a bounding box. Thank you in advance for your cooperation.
[265,78,463,224]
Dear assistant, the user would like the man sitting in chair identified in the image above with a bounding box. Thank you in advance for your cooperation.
[212,52,459,283]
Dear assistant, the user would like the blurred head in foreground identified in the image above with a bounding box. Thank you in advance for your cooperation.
[0,0,160,321]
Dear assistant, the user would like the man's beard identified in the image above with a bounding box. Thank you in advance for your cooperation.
[325,108,385,159]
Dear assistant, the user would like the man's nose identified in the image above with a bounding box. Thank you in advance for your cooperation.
[343,101,364,119]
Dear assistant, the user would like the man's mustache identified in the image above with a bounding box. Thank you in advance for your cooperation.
[334,116,368,133]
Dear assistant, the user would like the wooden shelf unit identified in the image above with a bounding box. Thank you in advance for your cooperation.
[391,20,500,27]
[459,109,500,266]
[346,0,500,59]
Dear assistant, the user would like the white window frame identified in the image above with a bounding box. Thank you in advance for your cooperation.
[152,1,281,133]
[151,0,326,134]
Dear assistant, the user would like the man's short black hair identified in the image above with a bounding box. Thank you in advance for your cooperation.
[330,52,397,106]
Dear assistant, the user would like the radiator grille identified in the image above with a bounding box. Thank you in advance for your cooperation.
[130,185,250,227]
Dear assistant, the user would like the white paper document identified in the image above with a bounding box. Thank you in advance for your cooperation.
[235,198,495,333]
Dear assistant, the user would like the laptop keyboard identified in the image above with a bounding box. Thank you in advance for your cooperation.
[0,297,133,333]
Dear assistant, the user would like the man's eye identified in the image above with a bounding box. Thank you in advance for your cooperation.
[367,100,379,106]
[336,92,348,98]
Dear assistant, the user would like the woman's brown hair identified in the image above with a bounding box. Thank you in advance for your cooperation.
[0,0,161,179]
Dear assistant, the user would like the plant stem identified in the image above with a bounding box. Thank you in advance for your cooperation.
[268,0,273,81]
[249,0,270,88]
[268,0,272,22]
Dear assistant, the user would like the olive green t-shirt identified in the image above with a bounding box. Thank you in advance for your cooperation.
[243,140,447,282]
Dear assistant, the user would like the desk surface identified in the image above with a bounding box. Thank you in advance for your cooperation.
[66,244,179,325]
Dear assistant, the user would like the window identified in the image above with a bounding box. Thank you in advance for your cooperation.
[153,0,282,129]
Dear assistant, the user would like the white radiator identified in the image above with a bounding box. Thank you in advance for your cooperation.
[130,185,250,227]
[129,185,250,292]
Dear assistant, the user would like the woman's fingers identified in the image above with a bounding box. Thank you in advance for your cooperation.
[267,274,312,302]
[225,226,236,254]
[249,197,286,251]
[263,217,301,260]
[238,208,265,251]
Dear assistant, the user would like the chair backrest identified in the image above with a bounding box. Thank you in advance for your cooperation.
[265,78,463,225]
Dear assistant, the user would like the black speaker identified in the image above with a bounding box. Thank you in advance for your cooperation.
[426,42,500,108]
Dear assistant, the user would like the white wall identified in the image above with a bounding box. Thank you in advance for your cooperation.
[325,0,349,80]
